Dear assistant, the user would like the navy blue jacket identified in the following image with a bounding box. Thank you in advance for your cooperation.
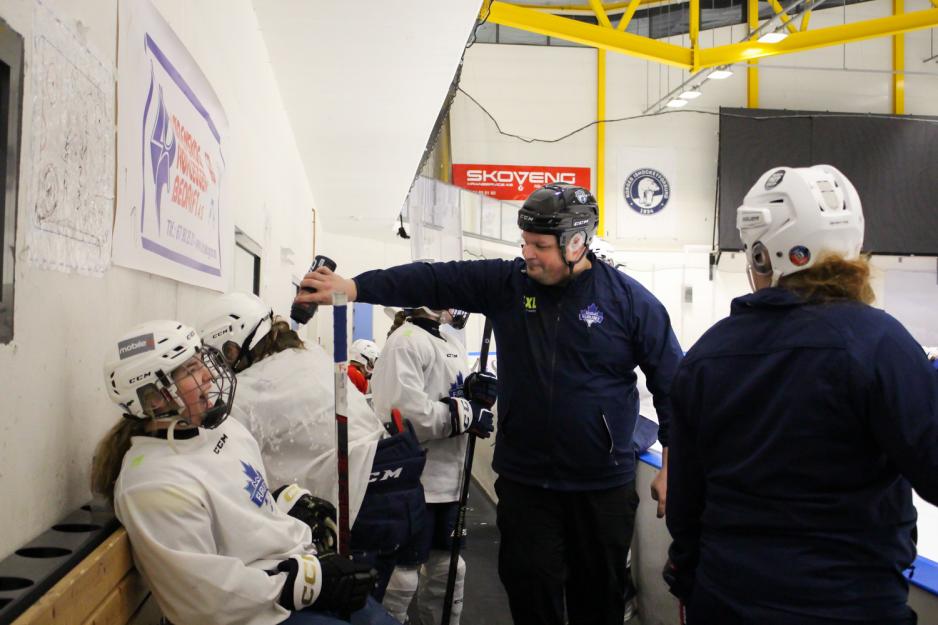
[354,255,683,491]
[666,287,938,620]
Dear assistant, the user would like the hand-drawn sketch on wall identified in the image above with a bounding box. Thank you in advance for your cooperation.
[26,2,116,276]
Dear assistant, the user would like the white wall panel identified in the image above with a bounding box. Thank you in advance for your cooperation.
[0,0,315,559]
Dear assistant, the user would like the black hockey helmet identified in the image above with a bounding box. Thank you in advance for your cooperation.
[518,184,598,250]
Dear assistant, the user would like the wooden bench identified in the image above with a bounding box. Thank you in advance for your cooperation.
[11,528,153,625]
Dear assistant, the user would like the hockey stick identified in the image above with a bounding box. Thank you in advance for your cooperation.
[441,317,493,625]
[332,292,352,558]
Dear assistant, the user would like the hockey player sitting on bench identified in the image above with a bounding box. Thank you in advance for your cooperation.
[198,293,427,600]
[91,319,383,625]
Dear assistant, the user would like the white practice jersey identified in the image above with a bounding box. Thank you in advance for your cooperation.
[231,347,386,525]
[371,320,469,503]
[114,418,312,625]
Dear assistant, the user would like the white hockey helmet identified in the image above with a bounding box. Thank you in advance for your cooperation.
[197,292,273,366]
[103,320,236,428]
[402,306,470,330]
[349,339,380,372]
[736,164,864,286]
[590,237,616,267]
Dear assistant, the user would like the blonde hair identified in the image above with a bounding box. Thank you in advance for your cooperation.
[91,417,147,501]
[779,253,875,305]
[247,317,305,364]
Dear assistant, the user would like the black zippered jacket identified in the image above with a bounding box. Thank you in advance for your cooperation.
[354,255,683,490]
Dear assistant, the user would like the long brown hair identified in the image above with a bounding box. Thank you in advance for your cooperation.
[247,317,305,364]
[779,253,875,304]
[91,417,148,501]
[387,310,409,338]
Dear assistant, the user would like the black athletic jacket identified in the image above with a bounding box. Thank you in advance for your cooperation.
[354,254,683,491]
[667,288,938,620]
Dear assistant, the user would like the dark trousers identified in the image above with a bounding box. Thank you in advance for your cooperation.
[687,584,918,625]
[495,477,639,625]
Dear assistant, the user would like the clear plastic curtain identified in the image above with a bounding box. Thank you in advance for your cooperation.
[406,176,464,263]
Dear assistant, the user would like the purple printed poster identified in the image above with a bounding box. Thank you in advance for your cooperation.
[114,0,230,290]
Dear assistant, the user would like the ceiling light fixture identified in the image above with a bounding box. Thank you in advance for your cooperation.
[757,31,789,43]
[707,68,734,80]
[679,89,702,99]
[666,98,689,107]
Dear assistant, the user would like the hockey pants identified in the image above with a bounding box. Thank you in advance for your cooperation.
[351,423,427,600]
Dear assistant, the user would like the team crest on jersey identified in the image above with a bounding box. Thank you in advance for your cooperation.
[241,461,269,507]
[578,304,604,328]
[449,372,465,398]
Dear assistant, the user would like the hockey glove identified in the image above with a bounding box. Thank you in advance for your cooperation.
[446,397,494,439]
[273,484,338,554]
[662,558,694,602]
[463,371,498,409]
[273,554,323,611]
[315,553,376,613]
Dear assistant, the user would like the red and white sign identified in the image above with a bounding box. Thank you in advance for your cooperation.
[452,164,591,201]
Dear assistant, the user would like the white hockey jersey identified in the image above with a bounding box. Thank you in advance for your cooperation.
[231,346,386,525]
[114,418,312,625]
[370,320,469,503]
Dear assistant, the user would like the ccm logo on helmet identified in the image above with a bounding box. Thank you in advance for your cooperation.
[128,372,152,384]
[466,169,577,189]
[210,328,230,340]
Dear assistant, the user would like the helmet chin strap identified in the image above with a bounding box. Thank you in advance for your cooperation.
[564,245,589,277]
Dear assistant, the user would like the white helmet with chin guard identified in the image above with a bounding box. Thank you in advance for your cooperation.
[197,292,273,368]
[736,164,864,286]
[103,320,236,428]
[350,339,380,373]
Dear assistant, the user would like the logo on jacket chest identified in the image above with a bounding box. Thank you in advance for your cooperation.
[523,295,537,313]
[241,461,270,508]
[578,303,604,328]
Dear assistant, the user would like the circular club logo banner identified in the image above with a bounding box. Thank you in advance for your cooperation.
[624,168,671,215]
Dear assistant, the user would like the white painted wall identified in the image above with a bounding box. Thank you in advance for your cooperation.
[0,0,315,559]
[253,0,482,238]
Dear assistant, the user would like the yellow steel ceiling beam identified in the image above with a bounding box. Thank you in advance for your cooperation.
[747,0,759,108]
[518,0,661,10]
[488,1,693,68]
[597,49,607,234]
[690,0,700,48]
[588,0,615,27]
[800,9,813,31]
[696,7,938,69]
[765,0,800,34]
[616,0,644,31]
[893,0,905,114]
